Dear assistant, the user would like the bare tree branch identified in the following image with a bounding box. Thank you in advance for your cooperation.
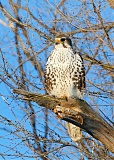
[92,0,114,52]
[83,54,114,72]
[0,2,53,42]
[107,0,114,8]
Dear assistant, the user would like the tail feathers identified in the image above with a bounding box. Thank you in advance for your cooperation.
[66,122,82,142]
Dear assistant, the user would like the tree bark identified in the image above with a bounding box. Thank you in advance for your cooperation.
[13,89,114,153]
[107,0,114,8]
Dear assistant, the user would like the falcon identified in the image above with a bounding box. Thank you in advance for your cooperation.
[44,33,85,142]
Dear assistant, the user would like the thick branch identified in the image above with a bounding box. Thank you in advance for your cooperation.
[13,89,114,153]
[107,0,114,8]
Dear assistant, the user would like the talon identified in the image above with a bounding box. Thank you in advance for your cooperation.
[56,114,63,119]
[54,105,63,113]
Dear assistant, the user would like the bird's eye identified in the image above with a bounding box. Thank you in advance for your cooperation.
[61,38,66,42]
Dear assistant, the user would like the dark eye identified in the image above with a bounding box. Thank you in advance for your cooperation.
[61,38,66,42]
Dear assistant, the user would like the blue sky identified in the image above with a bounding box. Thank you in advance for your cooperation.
[0,0,114,159]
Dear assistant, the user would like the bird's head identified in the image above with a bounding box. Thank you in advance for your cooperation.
[54,34,72,48]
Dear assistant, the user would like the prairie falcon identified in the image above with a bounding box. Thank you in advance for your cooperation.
[44,34,85,142]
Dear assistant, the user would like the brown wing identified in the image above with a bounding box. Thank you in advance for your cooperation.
[72,52,85,93]
[44,51,56,94]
